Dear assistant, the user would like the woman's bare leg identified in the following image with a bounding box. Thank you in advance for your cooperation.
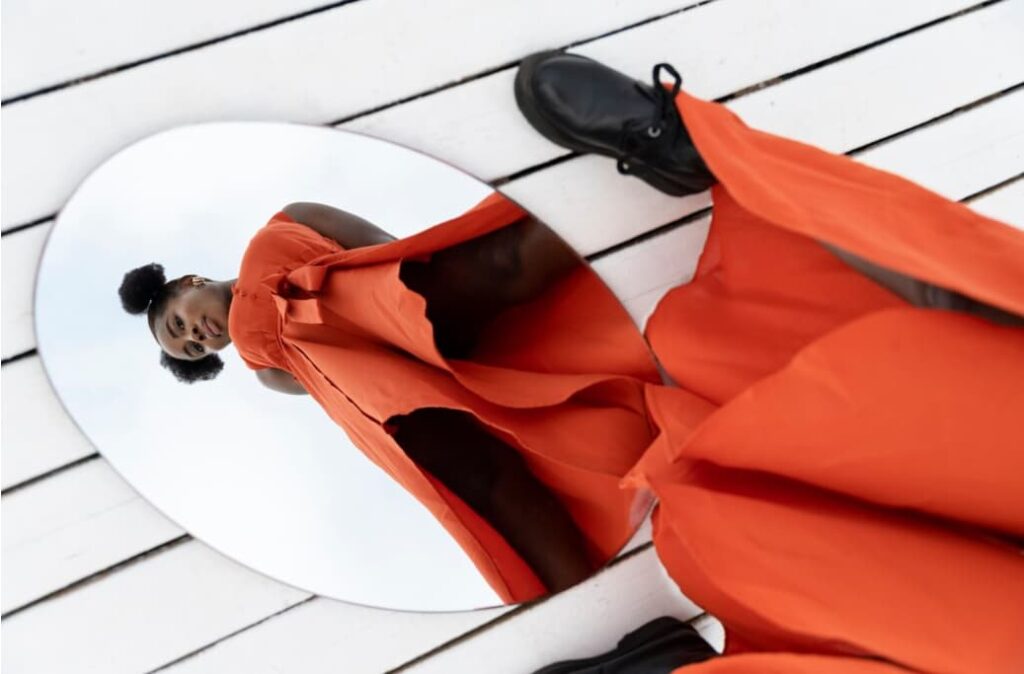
[822,242,1024,326]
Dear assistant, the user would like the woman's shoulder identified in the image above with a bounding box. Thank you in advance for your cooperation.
[246,211,325,257]
[239,210,341,278]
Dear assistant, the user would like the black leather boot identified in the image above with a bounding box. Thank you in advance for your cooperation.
[515,51,716,197]
[530,617,718,674]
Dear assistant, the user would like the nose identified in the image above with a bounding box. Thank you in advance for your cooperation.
[191,322,206,341]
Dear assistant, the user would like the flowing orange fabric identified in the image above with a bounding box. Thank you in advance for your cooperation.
[631,90,1024,673]
[228,192,662,603]
[683,652,912,674]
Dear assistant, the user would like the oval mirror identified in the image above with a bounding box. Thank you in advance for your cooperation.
[35,123,661,611]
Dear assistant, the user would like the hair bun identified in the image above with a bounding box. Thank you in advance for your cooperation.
[119,263,167,314]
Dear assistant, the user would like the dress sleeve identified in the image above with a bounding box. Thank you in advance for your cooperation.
[242,211,344,273]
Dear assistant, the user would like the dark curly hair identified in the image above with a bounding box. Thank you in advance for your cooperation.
[118,263,224,383]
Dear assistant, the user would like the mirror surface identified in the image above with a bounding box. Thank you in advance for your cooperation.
[36,123,659,611]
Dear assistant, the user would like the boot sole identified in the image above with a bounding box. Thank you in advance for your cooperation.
[514,51,700,197]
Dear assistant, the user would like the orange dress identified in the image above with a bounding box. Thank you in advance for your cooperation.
[227,192,663,603]
[628,89,1024,672]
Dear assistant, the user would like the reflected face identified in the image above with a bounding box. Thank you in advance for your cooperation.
[151,278,232,360]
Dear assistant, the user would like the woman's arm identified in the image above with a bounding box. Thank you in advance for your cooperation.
[283,202,397,249]
[256,367,308,395]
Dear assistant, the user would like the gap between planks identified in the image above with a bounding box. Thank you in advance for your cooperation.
[0,0,996,235]
[4,102,1021,639]
[4,1,1019,667]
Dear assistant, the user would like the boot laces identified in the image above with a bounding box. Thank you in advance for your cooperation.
[616,63,683,176]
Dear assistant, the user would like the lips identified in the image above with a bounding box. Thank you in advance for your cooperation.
[202,316,222,339]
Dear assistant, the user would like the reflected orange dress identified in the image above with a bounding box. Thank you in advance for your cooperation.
[628,89,1024,672]
[227,192,663,603]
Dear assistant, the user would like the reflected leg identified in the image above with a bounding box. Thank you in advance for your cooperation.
[389,407,594,593]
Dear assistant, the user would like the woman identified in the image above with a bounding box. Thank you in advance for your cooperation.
[119,191,665,603]
[516,51,1024,672]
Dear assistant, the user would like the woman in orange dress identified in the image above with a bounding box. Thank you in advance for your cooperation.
[119,190,664,603]
[516,52,1024,673]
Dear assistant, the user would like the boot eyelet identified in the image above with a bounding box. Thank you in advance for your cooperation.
[646,126,662,138]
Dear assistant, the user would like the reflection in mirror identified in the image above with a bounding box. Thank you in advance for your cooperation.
[36,123,662,611]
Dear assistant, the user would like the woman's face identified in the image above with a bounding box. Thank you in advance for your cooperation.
[151,278,232,360]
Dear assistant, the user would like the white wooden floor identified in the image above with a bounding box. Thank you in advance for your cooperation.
[2,1,1022,672]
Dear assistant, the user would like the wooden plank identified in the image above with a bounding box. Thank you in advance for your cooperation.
[5,4,1020,361]
[692,613,726,653]
[1,221,50,360]
[1,457,184,614]
[344,0,977,181]
[593,216,711,329]
[0,0,685,229]
[1,540,310,674]
[849,87,1024,204]
[3,4,1022,670]
[725,5,1024,155]
[158,547,697,674]
[67,92,1024,673]
[1,0,332,100]
[157,595,506,674]
[0,356,96,490]
[504,0,1024,256]
[398,548,702,674]
[969,178,1024,225]
[3,11,1022,597]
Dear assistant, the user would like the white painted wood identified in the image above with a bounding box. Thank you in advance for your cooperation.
[593,216,712,329]
[1,540,311,674]
[726,1,1024,154]
[8,8,1022,362]
[3,29,1021,611]
[2,221,50,359]
[1,457,185,614]
[0,356,96,490]
[1,0,331,99]
[970,178,1024,226]
[854,88,1024,206]
[692,613,727,653]
[506,0,1024,257]
[157,595,506,674]
[0,0,685,229]
[345,0,976,182]
[402,548,702,674]
[4,3,1023,674]
[157,546,694,674]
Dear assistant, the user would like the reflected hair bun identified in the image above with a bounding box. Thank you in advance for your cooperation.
[119,263,167,314]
